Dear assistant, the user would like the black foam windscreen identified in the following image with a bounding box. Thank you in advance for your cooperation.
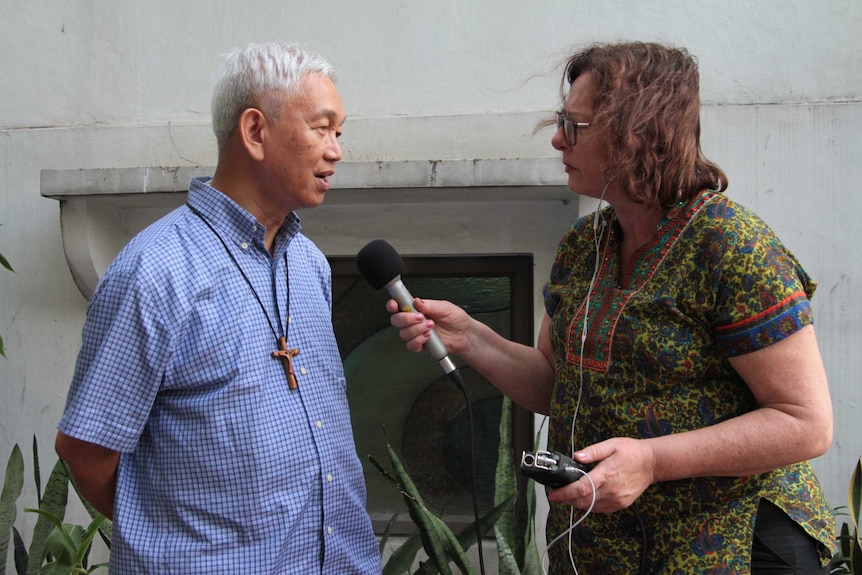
[356,239,405,290]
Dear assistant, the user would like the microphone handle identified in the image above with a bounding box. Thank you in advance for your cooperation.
[385,276,457,374]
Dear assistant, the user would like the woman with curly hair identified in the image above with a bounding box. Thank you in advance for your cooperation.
[388,41,835,574]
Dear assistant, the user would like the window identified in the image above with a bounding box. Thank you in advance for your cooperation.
[329,253,534,534]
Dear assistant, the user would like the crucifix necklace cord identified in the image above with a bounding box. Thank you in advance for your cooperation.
[189,205,300,390]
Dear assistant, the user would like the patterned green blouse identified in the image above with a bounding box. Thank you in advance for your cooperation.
[542,190,835,574]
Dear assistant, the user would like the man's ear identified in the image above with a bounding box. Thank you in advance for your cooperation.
[237,108,267,162]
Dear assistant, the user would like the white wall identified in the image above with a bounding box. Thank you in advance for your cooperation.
[1,0,860,567]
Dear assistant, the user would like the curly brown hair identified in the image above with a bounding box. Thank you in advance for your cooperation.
[561,42,727,208]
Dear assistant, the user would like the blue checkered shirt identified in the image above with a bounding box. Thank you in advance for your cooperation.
[59,178,381,574]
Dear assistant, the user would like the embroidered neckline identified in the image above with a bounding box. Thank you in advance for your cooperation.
[565,190,718,371]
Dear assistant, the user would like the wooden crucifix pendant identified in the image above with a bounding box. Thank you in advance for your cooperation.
[272,336,300,390]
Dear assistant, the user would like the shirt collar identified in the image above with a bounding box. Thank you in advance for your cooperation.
[187,177,302,255]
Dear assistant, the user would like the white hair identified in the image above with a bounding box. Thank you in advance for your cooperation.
[211,42,335,152]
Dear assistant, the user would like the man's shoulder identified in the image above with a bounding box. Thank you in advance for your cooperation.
[100,205,222,301]
[110,206,196,272]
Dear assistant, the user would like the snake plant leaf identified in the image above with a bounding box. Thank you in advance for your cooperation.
[375,459,505,574]
[76,515,107,567]
[514,417,549,575]
[24,507,77,570]
[412,494,518,575]
[1,444,25,571]
[381,530,423,575]
[43,520,81,566]
[0,251,13,272]
[850,457,861,548]
[32,435,43,504]
[850,456,862,575]
[493,397,517,557]
[379,513,400,556]
[368,454,401,487]
[520,457,542,575]
[13,526,28,575]
[26,460,70,575]
[454,494,514,551]
[494,531,520,575]
[386,443,471,575]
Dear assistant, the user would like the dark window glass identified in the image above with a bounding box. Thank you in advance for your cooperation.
[329,254,534,535]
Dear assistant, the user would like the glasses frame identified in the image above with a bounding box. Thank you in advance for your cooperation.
[555,111,590,146]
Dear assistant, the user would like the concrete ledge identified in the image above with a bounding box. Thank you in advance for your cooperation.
[40,158,572,299]
[41,158,567,198]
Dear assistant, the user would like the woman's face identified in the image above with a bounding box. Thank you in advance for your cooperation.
[552,72,613,200]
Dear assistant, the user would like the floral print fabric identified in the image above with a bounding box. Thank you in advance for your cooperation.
[542,190,835,574]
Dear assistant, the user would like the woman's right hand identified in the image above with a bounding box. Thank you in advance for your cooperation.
[389,298,557,415]
[386,297,471,356]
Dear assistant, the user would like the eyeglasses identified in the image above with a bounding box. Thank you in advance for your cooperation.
[555,111,590,146]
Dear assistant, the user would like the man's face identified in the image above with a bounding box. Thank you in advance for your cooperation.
[261,73,345,212]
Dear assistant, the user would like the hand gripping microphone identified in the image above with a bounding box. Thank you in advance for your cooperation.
[356,239,457,374]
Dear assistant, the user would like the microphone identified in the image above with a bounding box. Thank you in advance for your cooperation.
[356,239,486,575]
[356,239,457,374]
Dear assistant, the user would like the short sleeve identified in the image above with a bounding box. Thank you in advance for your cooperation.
[711,202,816,356]
[58,269,170,452]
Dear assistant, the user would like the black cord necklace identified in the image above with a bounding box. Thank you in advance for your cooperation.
[188,204,300,390]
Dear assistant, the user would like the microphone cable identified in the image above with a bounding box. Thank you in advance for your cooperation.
[446,367,487,575]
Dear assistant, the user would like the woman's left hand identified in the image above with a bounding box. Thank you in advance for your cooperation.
[546,437,656,513]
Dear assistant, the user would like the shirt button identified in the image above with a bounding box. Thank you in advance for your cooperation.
[240,242,249,250]
[300,367,307,375]
[327,474,333,482]
[327,526,333,535]
[316,421,322,429]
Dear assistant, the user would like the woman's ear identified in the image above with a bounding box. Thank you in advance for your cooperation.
[237,107,267,162]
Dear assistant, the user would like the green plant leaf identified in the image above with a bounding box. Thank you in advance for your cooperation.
[407,495,517,575]
[379,513,400,556]
[852,542,862,575]
[24,508,78,566]
[70,515,107,568]
[33,435,43,504]
[27,460,70,575]
[45,522,83,566]
[494,531,521,575]
[386,443,469,575]
[493,398,517,564]
[368,454,401,487]
[453,495,514,553]
[516,417,549,575]
[381,530,424,575]
[850,457,862,549]
[13,526,29,575]
[0,251,14,272]
[1,444,26,570]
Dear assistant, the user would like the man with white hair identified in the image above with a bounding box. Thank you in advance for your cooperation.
[56,42,381,574]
